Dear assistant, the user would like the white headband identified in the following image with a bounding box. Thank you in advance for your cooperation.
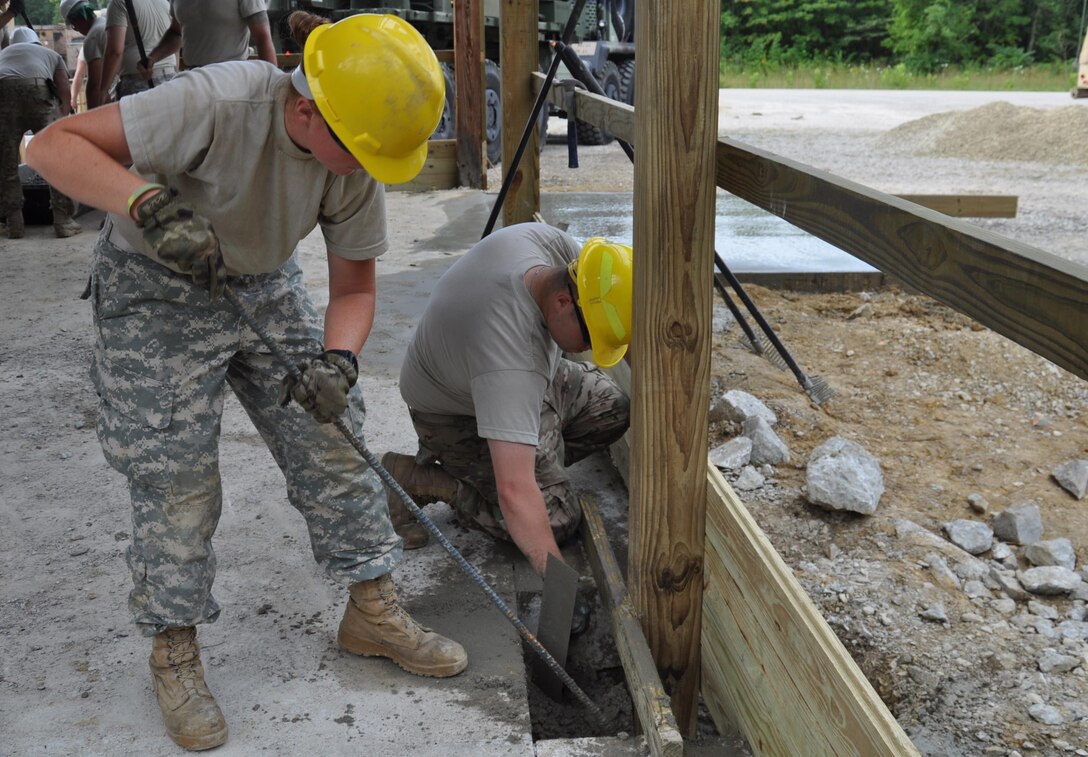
[291,65,312,100]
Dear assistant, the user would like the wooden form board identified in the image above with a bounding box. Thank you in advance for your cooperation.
[701,469,919,756]
[897,194,1017,218]
[602,362,917,756]
[716,139,1088,381]
[532,71,1088,381]
[387,139,457,192]
[579,495,684,757]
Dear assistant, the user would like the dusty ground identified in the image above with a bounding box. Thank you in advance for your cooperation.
[518,91,1088,756]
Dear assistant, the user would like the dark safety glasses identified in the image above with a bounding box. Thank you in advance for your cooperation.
[567,281,591,346]
[326,120,349,153]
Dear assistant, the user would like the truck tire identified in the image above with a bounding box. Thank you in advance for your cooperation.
[485,59,502,165]
[576,60,622,146]
[618,59,635,106]
[432,62,457,139]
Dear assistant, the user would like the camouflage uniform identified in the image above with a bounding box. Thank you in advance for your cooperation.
[115,68,175,98]
[0,80,75,223]
[408,359,629,544]
[90,223,401,637]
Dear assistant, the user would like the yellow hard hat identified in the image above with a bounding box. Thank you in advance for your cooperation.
[303,15,444,184]
[569,238,633,368]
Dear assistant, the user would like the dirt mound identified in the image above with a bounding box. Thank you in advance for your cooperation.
[879,101,1088,164]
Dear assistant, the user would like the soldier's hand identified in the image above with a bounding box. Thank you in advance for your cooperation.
[280,350,359,423]
[135,188,225,299]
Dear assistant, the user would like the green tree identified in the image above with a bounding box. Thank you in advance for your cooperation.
[886,0,977,72]
[22,0,61,25]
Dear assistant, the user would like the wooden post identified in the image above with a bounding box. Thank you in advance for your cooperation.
[500,0,541,226]
[629,0,719,737]
[455,0,485,189]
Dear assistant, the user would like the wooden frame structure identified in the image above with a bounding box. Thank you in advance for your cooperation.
[495,2,1088,754]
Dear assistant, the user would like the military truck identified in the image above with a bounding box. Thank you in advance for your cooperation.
[266,1,635,162]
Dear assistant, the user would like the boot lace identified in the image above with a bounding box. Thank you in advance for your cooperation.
[376,579,428,633]
[165,628,201,690]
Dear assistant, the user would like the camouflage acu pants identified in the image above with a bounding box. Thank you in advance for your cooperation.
[115,68,176,98]
[409,359,629,545]
[0,80,74,220]
[90,225,400,637]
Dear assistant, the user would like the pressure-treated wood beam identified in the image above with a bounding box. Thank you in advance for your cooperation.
[387,139,458,192]
[716,139,1088,381]
[499,0,540,225]
[629,0,719,736]
[454,0,485,188]
[579,496,683,757]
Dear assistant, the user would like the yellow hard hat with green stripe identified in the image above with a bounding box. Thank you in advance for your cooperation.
[569,238,633,368]
[304,15,444,184]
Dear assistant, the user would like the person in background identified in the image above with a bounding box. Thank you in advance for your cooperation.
[27,12,460,751]
[61,0,112,109]
[383,223,633,633]
[0,25,82,239]
[99,0,175,102]
[140,0,277,74]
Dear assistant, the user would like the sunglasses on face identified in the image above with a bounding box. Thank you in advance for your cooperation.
[326,120,349,153]
[567,281,591,346]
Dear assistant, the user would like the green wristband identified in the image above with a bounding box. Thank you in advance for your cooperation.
[126,182,165,220]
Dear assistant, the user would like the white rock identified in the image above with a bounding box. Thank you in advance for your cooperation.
[1052,459,1088,499]
[920,604,948,623]
[733,465,765,491]
[708,437,752,471]
[992,502,1043,545]
[742,417,790,466]
[1024,538,1077,570]
[805,436,883,515]
[1037,648,1080,673]
[943,519,993,555]
[1057,620,1088,642]
[991,542,1015,562]
[1018,566,1083,596]
[1027,600,1059,620]
[966,492,989,514]
[1027,704,1063,725]
[713,389,778,426]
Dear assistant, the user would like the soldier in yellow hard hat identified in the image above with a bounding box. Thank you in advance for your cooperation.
[27,10,455,752]
[383,223,633,634]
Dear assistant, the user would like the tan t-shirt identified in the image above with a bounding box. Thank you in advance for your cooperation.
[0,42,64,80]
[399,223,579,445]
[172,0,267,67]
[111,61,387,275]
[81,16,108,63]
[106,0,177,76]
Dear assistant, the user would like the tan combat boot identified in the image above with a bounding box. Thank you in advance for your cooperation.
[149,627,228,751]
[6,211,24,239]
[53,217,83,238]
[338,574,468,678]
[381,452,458,550]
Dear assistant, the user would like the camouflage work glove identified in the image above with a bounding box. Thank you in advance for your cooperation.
[280,350,359,423]
[135,188,225,299]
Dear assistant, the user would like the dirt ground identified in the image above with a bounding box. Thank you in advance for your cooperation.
[521,91,1088,756]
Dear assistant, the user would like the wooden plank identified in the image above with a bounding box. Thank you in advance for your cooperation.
[499,0,540,226]
[579,495,684,757]
[629,1,718,736]
[533,72,635,143]
[455,0,485,188]
[387,139,457,192]
[702,469,918,756]
[716,139,1088,381]
[604,361,917,756]
[731,271,889,293]
[896,194,1017,218]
